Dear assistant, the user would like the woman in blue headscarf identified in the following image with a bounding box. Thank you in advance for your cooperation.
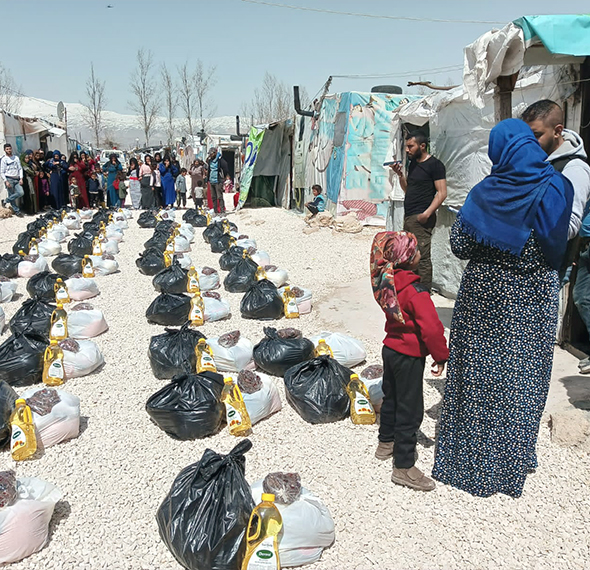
[44,150,69,209]
[102,153,123,207]
[432,119,573,498]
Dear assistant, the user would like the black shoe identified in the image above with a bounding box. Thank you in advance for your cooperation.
[15,211,24,217]
[0,200,5,208]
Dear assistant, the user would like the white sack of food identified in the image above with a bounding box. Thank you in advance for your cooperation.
[21,387,80,448]
[173,235,191,253]
[266,268,288,288]
[67,308,109,338]
[62,214,81,230]
[65,276,100,301]
[178,224,195,242]
[106,226,124,242]
[62,339,104,378]
[158,209,176,221]
[124,209,133,219]
[78,209,94,220]
[197,267,220,291]
[229,372,282,425]
[38,240,61,257]
[309,332,367,368]
[18,256,49,278]
[47,225,69,243]
[0,280,17,303]
[112,217,129,230]
[88,256,119,276]
[236,238,257,250]
[250,480,335,567]
[101,239,119,255]
[207,336,254,372]
[175,254,192,270]
[0,477,62,565]
[203,297,231,322]
[279,286,312,315]
[251,250,271,267]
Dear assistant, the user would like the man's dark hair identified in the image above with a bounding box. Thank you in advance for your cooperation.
[405,131,428,147]
[196,180,203,187]
[521,100,563,127]
[3,143,11,150]
[312,184,322,193]
[180,168,187,174]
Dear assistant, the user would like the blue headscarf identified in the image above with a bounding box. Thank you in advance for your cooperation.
[457,118,573,270]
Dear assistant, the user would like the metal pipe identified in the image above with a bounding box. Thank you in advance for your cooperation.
[293,86,314,117]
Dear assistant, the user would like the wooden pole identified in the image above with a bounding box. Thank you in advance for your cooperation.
[494,73,519,123]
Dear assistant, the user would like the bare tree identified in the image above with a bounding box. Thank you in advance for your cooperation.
[243,72,295,124]
[194,60,217,133]
[177,62,196,137]
[129,48,160,146]
[0,64,21,114]
[161,63,177,145]
[82,63,107,147]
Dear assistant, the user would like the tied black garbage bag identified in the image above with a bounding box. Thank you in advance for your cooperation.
[136,248,167,276]
[210,233,233,254]
[156,220,177,233]
[10,298,56,337]
[284,355,352,424]
[146,371,225,440]
[138,211,157,228]
[203,221,237,244]
[183,209,208,227]
[240,279,283,320]
[68,232,93,257]
[223,256,258,293]
[82,221,101,234]
[27,219,47,233]
[144,233,169,252]
[43,210,63,223]
[92,210,111,224]
[0,381,18,447]
[12,231,36,255]
[0,253,22,278]
[0,332,49,386]
[146,293,191,326]
[253,326,315,377]
[219,245,245,271]
[26,271,61,301]
[52,253,84,278]
[149,322,206,379]
[152,261,188,294]
[156,439,255,570]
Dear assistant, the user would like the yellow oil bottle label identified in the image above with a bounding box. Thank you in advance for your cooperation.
[246,537,278,569]
[11,425,26,453]
[92,243,102,256]
[190,305,204,324]
[353,392,374,416]
[50,318,66,339]
[29,244,39,256]
[166,240,175,253]
[189,276,200,291]
[83,264,94,277]
[286,299,299,316]
[56,287,69,302]
[48,357,64,380]
[226,403,244,430]
[200,352,216,371]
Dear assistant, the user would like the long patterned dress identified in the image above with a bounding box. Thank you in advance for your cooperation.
[432,220,559,498]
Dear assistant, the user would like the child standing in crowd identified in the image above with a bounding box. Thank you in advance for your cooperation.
[117,171,128,207]
[38,170,50,210]
[223,174,234,193]
[87,171,100,208]
[176,168,188,208]
[69,174,80,209]
[305,184,326,215]
[370,231,449,492]
[192,179,204,208]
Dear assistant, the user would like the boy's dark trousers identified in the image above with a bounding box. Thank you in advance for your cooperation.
[379,345,425,469]
[306,204,319,215]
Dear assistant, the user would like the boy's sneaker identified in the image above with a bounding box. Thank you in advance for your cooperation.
[391,466,435,492]
[375,441,394,460]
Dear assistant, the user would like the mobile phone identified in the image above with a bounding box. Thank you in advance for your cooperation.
[383,160,402,167]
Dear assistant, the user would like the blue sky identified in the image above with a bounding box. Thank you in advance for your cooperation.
[3,0,589,116]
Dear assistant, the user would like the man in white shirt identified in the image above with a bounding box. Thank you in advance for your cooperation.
[0,143,24,216]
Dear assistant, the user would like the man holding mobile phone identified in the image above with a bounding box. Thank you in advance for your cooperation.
[390,131,447,291]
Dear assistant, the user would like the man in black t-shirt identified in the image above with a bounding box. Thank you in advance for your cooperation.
[391,131,447,291]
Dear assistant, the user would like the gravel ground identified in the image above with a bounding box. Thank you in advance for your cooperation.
[1,206,589,570]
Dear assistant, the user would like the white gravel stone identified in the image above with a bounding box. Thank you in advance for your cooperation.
[0,207,588,569]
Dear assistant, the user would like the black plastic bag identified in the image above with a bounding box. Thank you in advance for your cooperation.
[146,371,225,440]
[152,261,188,294]
[52,253,84,278]
[149,322,206,379]
[183,209,207,227]
[0,253,22,278]
[68,232,93,257]
[240,279,283,320]
[12,231,35,255]
[82,221,101,234]
[156,220,177,233]
[27,219,47,233]
[138,211,157,228]
[26,271,61,301]
[144,233,169,252]
[284,355,352,424]
[43,209,63,223]
[136,248,167,276]
[156,439,255,570]
[0,381,18,447]
[10,298,56,337]
[0,332,49,386]
[219,245,246,271]
[146,293,191,326]
[202,222,225,244]
[92,210,111,224]
[223,256,258,293]
[210,233,233,254]
[253,326,315,377]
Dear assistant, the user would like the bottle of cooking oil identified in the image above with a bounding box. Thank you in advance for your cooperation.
[92,236,103,256]
[228,237,237,248]
[163,251,173,267]
[346,373,376,425]
[49,302,68,341]
[54,277,70,304]
[187,266,200,293]
[28,237,39,256]
[10,399,37,461]
[242,493,283,570]
[206,211,212,225]
[189,291,205,326]
[165,236,175,253]
[38,227,47,239]
[82,255,95,277]
[314,339,334,358]
[47,220,54,230]
[99,221,107,240]
[255,266,267,281]
[282,287,300,319]
[221,377,251,436]
[222,219,231,234]
[43,340,65,386]
[195,338,217,373]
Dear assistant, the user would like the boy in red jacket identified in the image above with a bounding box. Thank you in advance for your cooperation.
[370,231,449,492]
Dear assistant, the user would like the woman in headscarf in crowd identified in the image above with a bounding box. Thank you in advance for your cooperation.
[79,151,95,176]
[19,150,38,214]
[68,151,89,207]
[139,154,154,209]
[127,156,141,209]
[102,153,123,207]
[432,119,574,498]
[44,150,69,209]
[158,154,179,207]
